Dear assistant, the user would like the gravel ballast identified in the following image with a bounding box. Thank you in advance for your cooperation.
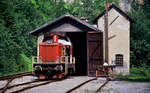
[101,81,150,93]
[23,76,95,93]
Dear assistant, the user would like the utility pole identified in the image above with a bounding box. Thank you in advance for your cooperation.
[104,0,109,65]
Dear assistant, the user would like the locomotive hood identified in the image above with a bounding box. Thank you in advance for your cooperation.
[45,39,72,46]
[58,39,72,46]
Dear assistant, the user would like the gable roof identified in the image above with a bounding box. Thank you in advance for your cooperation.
[30,14,100,36]
[93,4,134,24]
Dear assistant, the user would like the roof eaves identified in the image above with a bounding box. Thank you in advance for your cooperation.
[30,14,101,36]
[68,15,100,32]
[30,14,68,35]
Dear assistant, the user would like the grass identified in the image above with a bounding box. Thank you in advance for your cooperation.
[115,66,150,82]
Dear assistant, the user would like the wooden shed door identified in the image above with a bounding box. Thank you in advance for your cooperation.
[88,32,103,76]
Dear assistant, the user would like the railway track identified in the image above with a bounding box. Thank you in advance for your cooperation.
[65,78,109,93]
[95,79,109,93]
[0,73,110,93]
[0,72,33,93]
[0,72,64,93]
[0,72,33,81]
[11,80,56,93]
[0,80,40,92]
[0,79,56,93]
[0,78,58,93]
[0,78,14,93]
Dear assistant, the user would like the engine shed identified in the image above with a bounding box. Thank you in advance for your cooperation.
[30,4,133,76]
[30,14,103,76]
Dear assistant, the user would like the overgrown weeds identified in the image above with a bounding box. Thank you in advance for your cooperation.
[115,66,150,82]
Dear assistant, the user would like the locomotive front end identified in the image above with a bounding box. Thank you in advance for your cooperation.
[32,34,75,79]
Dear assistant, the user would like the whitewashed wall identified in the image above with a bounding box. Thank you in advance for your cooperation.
[97,8,130,75]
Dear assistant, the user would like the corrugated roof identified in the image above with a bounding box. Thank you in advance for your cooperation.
[93,4,134,24]
[30,14,101,36]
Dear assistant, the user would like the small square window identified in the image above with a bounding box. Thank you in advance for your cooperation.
[116,54,123,66]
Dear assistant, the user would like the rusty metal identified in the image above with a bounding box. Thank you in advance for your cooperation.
[97,65,115,77]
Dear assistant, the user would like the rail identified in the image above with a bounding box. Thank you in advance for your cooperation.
[0,72,32,81]
[65,78,109,93]
[0,72,33,93]
[11,80,56,93]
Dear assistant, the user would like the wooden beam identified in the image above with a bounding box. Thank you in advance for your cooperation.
[104,0,109,64]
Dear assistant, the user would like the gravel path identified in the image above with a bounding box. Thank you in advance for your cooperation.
[101,81,150,93]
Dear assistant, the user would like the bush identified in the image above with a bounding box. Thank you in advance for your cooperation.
[19,53,32,72]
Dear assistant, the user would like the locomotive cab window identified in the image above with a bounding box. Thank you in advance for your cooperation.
[115,54,123,66]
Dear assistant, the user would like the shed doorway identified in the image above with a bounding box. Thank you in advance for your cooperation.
[66,32,87,75]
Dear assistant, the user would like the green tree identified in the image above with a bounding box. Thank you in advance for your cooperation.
[129,1,150,67]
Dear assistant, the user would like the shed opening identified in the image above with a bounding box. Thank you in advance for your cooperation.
[66,32,87,75]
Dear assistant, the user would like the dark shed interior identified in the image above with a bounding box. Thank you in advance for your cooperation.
[67,32,87,75]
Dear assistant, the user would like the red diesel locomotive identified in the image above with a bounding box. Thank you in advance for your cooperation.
[32,34,75,79]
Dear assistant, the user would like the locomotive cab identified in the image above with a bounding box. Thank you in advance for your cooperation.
[32,34,75,79]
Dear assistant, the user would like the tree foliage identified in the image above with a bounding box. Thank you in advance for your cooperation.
[129,0,150,67]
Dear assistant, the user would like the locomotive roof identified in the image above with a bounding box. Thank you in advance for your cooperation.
[30,14,101,36]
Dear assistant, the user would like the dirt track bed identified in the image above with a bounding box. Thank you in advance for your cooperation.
[3,75,149,93]
[101,81,150,93]
[22,76,96,93]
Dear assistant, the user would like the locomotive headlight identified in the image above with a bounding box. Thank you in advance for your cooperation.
[55,65,63,71]
[35,66,42,71]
